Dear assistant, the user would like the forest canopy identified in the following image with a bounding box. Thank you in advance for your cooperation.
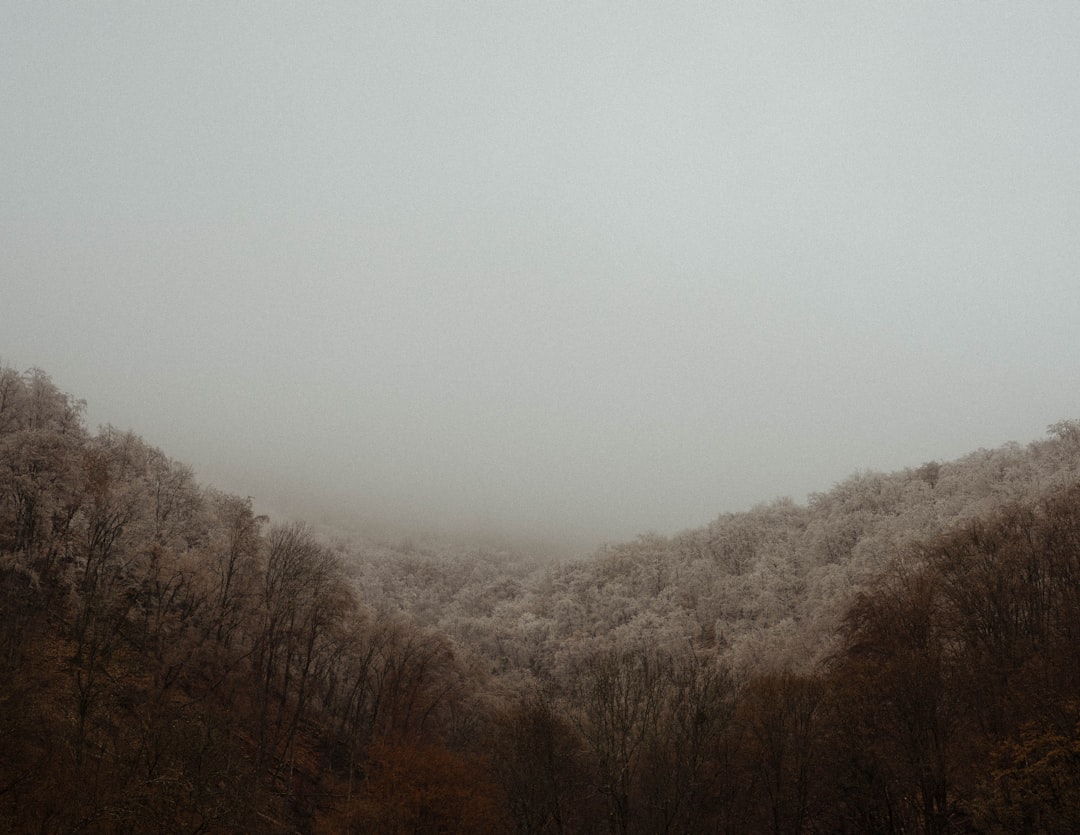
[2,364,1080,833]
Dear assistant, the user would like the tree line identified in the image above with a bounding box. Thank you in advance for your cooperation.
[2,365,1079,832]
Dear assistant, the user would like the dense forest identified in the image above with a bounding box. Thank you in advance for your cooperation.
[2,364,1080,833]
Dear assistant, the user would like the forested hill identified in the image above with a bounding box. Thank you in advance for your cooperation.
[340,418,1080,677]
[3,364,1080,832]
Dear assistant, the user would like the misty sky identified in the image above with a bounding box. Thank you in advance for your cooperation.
[4,3,1080,553]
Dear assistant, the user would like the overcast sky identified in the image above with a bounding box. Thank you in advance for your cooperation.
[4,3,1080,554]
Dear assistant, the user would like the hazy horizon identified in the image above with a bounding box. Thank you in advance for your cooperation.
[5,4,1080,555]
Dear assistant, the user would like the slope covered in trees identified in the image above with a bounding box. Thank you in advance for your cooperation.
[341,420,1080,680]
[3,364,1080,833]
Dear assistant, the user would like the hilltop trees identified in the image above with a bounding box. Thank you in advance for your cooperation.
[0,366,85,568]
[0,367,507,832]
[5,363,1080,831]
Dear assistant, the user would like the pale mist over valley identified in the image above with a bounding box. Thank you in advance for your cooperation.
[4,4,1080,556]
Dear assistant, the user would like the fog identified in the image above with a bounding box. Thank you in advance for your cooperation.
[4,4,1080,555]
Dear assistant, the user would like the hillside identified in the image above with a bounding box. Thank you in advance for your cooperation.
[337,420,1080,678]
[3,364,1080,833]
